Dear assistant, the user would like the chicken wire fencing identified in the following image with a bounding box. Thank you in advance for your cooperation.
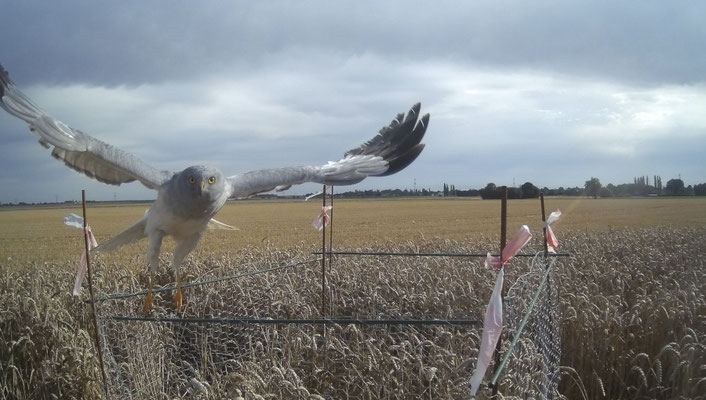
[498,254,562,399]
[90,250,563,399]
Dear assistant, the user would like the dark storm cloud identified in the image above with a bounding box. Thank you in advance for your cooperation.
[2,1,704,86]
[1,1,705,203]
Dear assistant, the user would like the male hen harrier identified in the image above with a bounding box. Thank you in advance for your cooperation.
[0,64,429,312]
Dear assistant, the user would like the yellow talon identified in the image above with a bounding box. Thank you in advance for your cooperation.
[173,274,183,312]
[143,276,154,314]
[143,291,154,314]
[173,287,183,312]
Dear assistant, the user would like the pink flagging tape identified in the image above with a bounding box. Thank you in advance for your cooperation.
[544,210,562,253]
[484,225,533,269]
[472,225,532,395]
[64,214,98,296]
[73,226,98,296]
[312,205,333,231]
[470,268,504,395]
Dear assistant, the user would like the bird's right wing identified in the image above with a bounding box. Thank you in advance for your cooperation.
[0,64,172,190]
[226,103,429,198]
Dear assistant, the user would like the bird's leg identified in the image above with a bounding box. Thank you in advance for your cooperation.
[173,269,183,312]
[143,276,154,314]
[171,232,203,312]
[143,231,164,314]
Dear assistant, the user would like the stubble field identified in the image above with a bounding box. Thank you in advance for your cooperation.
[1,197,705,399]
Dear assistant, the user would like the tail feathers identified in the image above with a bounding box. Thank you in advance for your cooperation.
[93,218,147,253]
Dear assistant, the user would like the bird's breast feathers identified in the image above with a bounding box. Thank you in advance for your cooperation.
[145,200,212,239]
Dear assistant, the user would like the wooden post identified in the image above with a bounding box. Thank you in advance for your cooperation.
[491,186,508,397]
[82,190,109,397]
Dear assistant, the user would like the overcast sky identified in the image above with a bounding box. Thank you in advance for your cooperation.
[1,1,705,203]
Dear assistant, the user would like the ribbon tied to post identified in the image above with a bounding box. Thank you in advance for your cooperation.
[312,206,332,231]
[484,225,533,269]
[544,210,562,252]
[63,213,98,296]
[470,225,532,395]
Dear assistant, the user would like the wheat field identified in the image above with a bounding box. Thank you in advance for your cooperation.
[1,197,705,399]
[2,197,704,265]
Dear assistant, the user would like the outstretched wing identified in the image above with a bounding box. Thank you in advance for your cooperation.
[0,64,172,189]
[226,103,429,198]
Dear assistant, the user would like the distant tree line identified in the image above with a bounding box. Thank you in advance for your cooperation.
[580,176,703,198]
[3,175,706,206]
[476,182,542,199]
[334,175,706,200]
[477,176,703,199]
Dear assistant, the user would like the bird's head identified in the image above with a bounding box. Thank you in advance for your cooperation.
[179,165,226,202]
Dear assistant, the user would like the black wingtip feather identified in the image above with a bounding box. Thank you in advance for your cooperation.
[0,64,10,99]
[345,103,428,157]
[342,103,428,177]
[375,143,425,177]
[394,112,429,158]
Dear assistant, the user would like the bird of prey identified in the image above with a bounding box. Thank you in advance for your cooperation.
[0,64,429,312]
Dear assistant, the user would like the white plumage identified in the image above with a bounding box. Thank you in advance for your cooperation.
[0,63,430,312]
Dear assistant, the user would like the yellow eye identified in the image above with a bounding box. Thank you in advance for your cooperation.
[188,176,196,184]
[208,176,216,184]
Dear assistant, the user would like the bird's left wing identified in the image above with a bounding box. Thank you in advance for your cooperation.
[226,103,429,198]
[0,64,173,190]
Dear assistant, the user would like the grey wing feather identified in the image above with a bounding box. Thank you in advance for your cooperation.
[0,64,172,190]
[228,166,321,198]
[226,103,429,198]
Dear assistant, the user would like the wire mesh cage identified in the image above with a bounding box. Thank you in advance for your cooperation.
[93,248,489,399]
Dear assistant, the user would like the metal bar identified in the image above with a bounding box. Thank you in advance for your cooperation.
[328,186,334,290]
[541,192,549,258]
[491,186,508,397]
[540,192,557,400]
[500,186,507,255]
[112,316,481,326]
[96,258,319,302]
[97,249,571,303]
[323,185,332,374]
[312,251,570,258]
[321,185,327,317]
[82,191,109,397]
